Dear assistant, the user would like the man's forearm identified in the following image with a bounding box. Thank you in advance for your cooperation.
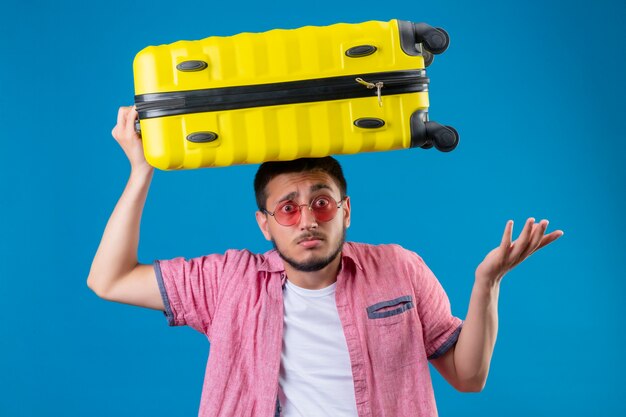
[453,276,500,391]
[87,167,154,295]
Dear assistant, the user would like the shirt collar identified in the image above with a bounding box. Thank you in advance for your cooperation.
[258,242,363,274]
[258,249,285,273]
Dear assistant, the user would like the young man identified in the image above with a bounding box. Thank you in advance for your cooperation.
[88,106,564,417]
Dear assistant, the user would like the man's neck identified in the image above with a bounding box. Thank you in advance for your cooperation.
[283,254,342,290]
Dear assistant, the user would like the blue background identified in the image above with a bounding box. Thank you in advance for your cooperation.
[1,0,624,415]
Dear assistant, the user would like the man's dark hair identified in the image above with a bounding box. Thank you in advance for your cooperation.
[254,156,348,210]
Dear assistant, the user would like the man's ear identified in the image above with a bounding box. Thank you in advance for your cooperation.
[255,210,272,241]
[343,196,351,229]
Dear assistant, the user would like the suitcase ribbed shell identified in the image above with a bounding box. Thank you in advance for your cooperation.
[133,20,434,169]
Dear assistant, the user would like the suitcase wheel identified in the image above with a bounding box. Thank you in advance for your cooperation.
[413,23,450,55]
[423,50,434,67]
[425,122,459,152]
[420,140,433,150]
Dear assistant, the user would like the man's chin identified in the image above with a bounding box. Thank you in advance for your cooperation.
[271,228,346,273]
[273,243,343,272]
[280,252,340,272]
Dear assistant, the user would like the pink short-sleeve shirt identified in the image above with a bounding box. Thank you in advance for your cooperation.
[154,242,463,417]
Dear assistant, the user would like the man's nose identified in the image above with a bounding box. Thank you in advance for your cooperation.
[298,205,318,228]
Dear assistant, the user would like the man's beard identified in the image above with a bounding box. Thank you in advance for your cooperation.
[272,227,346,272]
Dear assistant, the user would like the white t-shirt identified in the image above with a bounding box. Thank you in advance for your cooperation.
[278,279,358,417]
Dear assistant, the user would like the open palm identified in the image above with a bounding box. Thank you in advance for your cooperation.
[476,218,564,283]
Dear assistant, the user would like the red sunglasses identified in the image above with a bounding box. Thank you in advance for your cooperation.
[263,195,347,226]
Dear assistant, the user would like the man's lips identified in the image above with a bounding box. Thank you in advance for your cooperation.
[299,238,322,248]
[297,234,324,244]
[297,234,325,247]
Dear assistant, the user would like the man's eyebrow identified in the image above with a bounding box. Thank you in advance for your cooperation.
[275,184,333,204]
[277,191,298,204]
[310,183,332,193]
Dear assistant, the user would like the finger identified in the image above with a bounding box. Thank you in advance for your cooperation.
[532,229,564,253]
[523,219,548,259]
[531,219,547,246]
[124,106,138,137]
[117,106,128,127]
[500,220,513,252]
[508,217,535,263]
[517,222,540,261]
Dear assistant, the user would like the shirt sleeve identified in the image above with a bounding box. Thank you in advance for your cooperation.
[405,250,463,360]
[153,249,245,335]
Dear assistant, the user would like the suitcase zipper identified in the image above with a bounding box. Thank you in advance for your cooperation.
[135,70,428,119]
[355,78,384,107]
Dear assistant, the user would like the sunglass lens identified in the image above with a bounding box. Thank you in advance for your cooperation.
[272,196,341,226]
[311,196,337,222]
[275,201,300,226]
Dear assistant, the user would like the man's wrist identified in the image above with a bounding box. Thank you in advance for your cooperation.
[474,273,501,294]
[130,164,154,179]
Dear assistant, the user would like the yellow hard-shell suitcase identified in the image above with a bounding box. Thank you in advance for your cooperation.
[133,19,459,170]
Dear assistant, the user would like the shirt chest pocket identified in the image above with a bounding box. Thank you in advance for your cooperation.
[364,295,421,371]
[366,295,414,325]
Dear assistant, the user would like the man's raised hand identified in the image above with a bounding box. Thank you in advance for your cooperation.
[475,218,564,285]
